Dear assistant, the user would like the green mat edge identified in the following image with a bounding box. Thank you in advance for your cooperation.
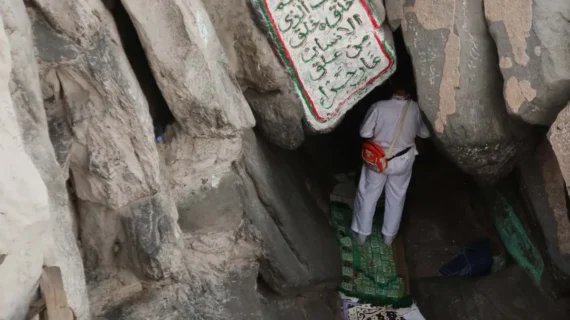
[330,201,414,308]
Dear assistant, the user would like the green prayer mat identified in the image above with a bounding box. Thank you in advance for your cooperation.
[331,201,412,307]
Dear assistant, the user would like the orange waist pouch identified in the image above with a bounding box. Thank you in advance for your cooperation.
[362,140,388,173]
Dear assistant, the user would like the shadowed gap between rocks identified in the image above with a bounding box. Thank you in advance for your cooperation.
[109,0,175,139]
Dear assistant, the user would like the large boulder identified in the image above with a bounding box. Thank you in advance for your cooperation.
[157,124,245,234]
[484,0,570,125]
[400,0,530,182]
[0,12,50,319]
[2,1,90,318]
[510,140,570,296]
[28,0,184,304]
[98,226,339,320]
[117,0,259,236]
[119,0,255,139]
[549,102,570,194]
[201,0,306,149]
[236,130,340,293]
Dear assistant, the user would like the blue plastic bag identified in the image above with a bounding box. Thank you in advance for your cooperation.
[439,238,493,277]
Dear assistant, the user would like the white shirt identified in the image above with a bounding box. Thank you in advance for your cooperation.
[360,96,430,154]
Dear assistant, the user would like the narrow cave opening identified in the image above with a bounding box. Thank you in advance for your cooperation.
[303,27,503,280]
[107,0,175,140]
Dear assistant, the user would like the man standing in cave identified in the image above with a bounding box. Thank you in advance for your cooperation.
[351,84,430,246]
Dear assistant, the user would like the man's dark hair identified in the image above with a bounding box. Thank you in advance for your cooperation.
[390,75,415,99]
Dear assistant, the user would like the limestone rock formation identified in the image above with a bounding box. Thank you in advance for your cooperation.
[20,0,342,318]
[549,102,570,194]
[519,139,570,296]
[28,0,185,307]
[384,0,404,31]
[399,0,530,182]
[97,129,341,319]
[1,0,90,318]
[158,123,245,234]
[119,0,255,139]
[237,130,340,293]
[0,12,50,319]
[243,86,305,150]
[202,0,307,149]
[485,0,570,125]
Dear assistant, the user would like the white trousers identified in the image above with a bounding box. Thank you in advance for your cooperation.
[352,150,415,237]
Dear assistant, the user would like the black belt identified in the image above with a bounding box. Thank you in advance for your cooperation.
[387,147,412,161]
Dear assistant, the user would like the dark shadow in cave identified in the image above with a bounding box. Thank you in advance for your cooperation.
[108,0,175,139]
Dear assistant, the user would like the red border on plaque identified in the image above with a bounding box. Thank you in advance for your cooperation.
[260,0,394,122]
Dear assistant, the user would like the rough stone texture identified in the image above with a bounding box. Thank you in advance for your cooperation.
[3,1,90,318]
[549,103,570,194]
[202,0,305,149]
[120,0,255,138]
[401,0,530,182]
[485,0,570,125]
[176,172,244,234]
[93,228,258,319]
[28,0,184,310]
[97,228,339,320]
[30,5,160,211]
[157,123,245,233]
[414,265,570,319]
[236,130,340,293]
[0,13,50,319]
[201,0,288,92]
[244,87,305,149]
[518,139,570,297]
[385,0,404,31]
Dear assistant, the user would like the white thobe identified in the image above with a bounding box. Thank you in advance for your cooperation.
[352,96,430,237]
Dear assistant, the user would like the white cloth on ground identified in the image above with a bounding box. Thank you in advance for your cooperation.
[352,96,430,237]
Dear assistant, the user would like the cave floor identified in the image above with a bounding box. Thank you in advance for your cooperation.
[402,151,501,279]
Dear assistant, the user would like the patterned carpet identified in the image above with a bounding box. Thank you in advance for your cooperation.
[330,177,425,320]
[330,201,411,306]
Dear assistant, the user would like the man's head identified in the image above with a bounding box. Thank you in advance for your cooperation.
[390,78,409,97]
[393,87,407,97]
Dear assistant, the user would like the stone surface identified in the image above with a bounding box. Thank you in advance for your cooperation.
[97,228,339,320]
[157,123,245,233]
[3,1,90,318]
[549,102,570,194]
[485,0,570,125]
[120,0,255,138]
[30,5,161,211]
[236,130,340,293]
[0,12,50,319]
[176,172,244,234]
[414,265,570,319]
[201,0,289,92]
[244,87,305,149]
[202,0,306,149]
[401,0,530,182]
[29,0,184,308]
[385,0,404,30]
[519,138,570,296]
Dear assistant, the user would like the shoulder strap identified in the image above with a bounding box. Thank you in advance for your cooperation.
[386,100,411,157]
